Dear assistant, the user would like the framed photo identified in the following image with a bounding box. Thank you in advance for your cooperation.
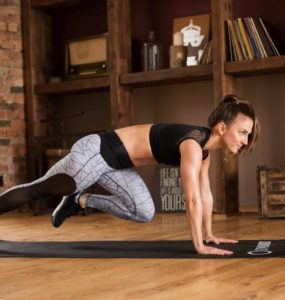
[65,33,108,79]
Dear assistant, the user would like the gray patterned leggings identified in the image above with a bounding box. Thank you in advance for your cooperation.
[0,134,155,223]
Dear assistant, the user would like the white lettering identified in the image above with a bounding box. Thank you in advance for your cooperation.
[161,195,185,211]
[247,241,272,255]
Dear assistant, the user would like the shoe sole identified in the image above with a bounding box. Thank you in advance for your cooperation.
[51,195,69,228]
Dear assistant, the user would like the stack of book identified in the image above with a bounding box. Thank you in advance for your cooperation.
[199,40,213,65]
[226,17,280,61]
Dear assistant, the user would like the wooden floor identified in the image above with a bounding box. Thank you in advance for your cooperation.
[0,212,285,300]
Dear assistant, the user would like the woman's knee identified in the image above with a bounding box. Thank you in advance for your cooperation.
[137,202,155,223]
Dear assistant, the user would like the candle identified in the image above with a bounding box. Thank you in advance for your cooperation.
[173,31,183,46]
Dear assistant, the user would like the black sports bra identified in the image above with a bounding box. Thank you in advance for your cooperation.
[149,123,211,166]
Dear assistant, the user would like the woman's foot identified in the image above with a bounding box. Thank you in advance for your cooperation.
[51,193,83,228]
[79,194,87,209]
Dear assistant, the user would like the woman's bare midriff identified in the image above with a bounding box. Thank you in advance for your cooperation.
[115,124,157,167]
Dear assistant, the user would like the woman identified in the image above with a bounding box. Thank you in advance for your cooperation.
[0,95,259,255]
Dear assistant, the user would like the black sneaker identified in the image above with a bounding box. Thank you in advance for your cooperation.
[51,193,82,228]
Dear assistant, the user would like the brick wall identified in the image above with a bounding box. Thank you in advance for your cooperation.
[0,0,27,193]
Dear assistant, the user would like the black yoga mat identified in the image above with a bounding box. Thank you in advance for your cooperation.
[0,239,284,258]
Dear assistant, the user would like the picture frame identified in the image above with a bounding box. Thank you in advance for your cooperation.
[65,33,108,79]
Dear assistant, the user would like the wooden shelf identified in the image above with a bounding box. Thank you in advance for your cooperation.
[225,56,285,77]
[120,65,213,88]
[30,0,96,9]
[34,75,110,95]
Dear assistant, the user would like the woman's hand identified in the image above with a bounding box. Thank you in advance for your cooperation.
[205,235,239,245]
[196,245,233,255]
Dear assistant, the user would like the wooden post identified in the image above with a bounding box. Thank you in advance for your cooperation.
[107,0,134,129]
[21,0,37,180]
[211,0,239,214]
[22,0,53,180]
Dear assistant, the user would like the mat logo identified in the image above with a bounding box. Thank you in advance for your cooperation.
[247,241,272,255]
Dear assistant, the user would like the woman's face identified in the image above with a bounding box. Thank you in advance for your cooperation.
[222,113,254,154]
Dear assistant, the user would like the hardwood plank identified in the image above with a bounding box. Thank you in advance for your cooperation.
[225,56,285,76]
[120,65,213,88]
[34,76,110,95]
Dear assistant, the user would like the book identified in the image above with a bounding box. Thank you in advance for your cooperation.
[243,18,260,59]
[225,20,234,61]
[206,40,213,64]
[252,17,275,57]
[247,18,265,58]
[226,19,243,61]
[226,17,280,61]
[199,40,213,65]
[259,18,280,56]
[237,18,253,59]
[198,40,209,64]
[233,19,248,59]
[246,18,266,58]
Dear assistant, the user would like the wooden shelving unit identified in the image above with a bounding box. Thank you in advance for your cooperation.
[22,0,285,214]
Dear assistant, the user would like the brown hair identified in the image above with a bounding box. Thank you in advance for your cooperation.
[208,95,260,154]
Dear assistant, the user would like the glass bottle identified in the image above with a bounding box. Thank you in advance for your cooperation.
[141,31,163,71]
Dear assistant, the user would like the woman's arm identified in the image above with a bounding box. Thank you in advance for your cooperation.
[180,140,203,251]
[199,154,214,239]
[180,140,233,255]
[200,154,238,244]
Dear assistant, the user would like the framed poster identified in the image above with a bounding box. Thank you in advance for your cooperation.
[173,14,211,66]
[156,166,186,213]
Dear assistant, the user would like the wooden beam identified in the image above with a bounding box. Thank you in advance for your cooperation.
[107,0,133,128]
[211,0,239,214]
